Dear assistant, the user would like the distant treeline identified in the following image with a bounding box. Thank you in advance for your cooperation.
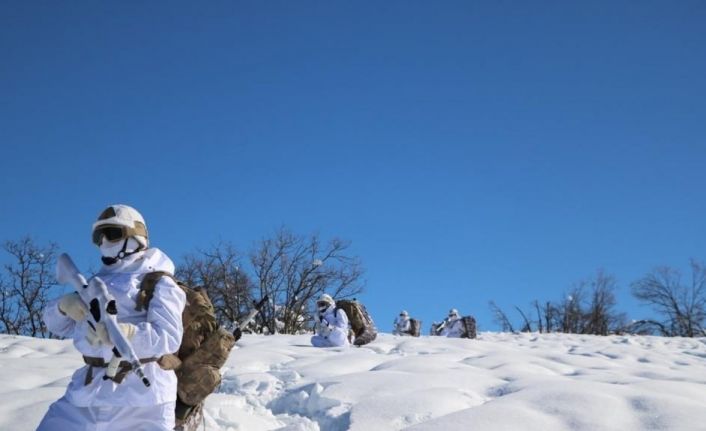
[489,265,706,337]
[0,228,365,338]
[1,234,705,339]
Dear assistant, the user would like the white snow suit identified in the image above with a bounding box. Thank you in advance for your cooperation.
[38,248,186,431]
[440,316,465,338]
[393,316,411,335]
[311,305,350,347]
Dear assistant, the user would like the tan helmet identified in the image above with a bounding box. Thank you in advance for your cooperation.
[317,293,334,306]
[92,204,149,249]
[316,294,334,312]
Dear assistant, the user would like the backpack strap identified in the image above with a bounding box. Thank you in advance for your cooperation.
[135,271,176,312]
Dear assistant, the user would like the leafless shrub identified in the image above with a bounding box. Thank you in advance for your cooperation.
[489,270,625,335]
[631,260,706,337]
[1,237,59,338]
[176,242,254,328]
[250,227,364,334]
[489,300,515,333]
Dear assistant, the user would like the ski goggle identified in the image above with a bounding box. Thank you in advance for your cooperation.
[92,223,146,246]
[317,301,331,308]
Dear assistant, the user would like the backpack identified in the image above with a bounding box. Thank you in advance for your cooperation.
[461,315,477,339]
[430,322,442,336]
[408,318,421,337]
[335,299,377,346]
[135,271,236,429]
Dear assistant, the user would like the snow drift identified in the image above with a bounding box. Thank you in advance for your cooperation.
[1,332,705,430]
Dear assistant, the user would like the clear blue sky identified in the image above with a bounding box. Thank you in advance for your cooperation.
[2,1,705,332]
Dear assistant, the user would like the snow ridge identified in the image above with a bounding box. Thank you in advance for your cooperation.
[198,333,706,430]
[2,333,706,430]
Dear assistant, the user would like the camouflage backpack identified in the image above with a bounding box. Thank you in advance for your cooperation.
[334,299,377,346]
[409,318,421,337]
[461,315,477,339]
[135,272,236,429]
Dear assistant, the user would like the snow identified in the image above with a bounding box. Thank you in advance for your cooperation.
[1,332,706,430]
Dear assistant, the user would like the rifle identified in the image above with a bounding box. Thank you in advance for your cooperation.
[433,320,447,335]
[56,253,151,387]
[232,295,269,341]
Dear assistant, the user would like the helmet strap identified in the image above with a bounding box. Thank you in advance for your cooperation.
[101,238,144,265]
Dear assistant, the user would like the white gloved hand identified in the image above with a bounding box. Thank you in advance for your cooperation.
[319,318,332,337]
[85,322,137,346]
[58,293,89,321]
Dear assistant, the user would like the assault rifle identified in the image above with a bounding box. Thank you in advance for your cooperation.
[56,253,151,387]
[232,295,269,342]
[432,320,447,336]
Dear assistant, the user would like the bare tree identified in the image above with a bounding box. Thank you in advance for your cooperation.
[1,238,59,337]
[584,271,626,335]
[631,260,706,337]
[533,300,544,333]
[489,271,625,336]
[559,284,585,333]
[553,271,625,335]
[250,227,364,334]
[543,301,557,333]
[514,306,533,332]
[488,301,515,333]
[176,242,254,328]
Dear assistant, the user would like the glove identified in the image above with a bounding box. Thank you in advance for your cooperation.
[319,318,332,337]
[58,293,88,321]
[86,322,137,346]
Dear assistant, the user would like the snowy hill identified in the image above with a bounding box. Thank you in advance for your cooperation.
[1,333,706,431]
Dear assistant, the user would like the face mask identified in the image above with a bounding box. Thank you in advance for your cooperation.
[100,237,141,264]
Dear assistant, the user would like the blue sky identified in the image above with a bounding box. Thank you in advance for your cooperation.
[2,1,705,332]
